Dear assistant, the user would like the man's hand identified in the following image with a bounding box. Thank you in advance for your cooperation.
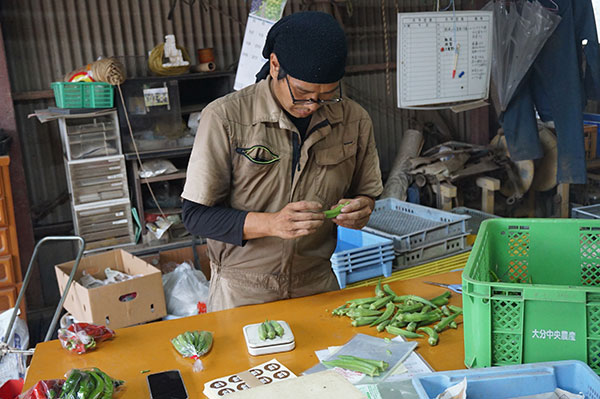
[331,196,375,230]
[244,201,324,240]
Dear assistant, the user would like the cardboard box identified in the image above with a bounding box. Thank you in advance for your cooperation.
[55,249,167,329]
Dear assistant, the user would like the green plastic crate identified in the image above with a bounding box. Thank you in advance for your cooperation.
[463,218,600,374]
[51,82,114,108]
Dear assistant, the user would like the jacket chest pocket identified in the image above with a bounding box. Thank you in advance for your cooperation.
[231,144,285,206]
[312,141,357,205]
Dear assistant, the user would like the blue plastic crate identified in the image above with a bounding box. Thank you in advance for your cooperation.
[332,227,394,259]
[333,259,393,289]
[412,361,600,399]
[330,227,394,288]
[331,248,394,268]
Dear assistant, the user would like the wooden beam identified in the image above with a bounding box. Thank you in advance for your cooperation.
[12,90,54,102]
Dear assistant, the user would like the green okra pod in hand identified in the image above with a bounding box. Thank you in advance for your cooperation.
[324,201,351,218]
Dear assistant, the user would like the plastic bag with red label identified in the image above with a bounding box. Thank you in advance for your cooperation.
[57,323,115,354]
[18,379,64,399]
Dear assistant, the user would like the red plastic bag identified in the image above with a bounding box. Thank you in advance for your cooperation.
[18,379,64,399]
[58,323,115,354]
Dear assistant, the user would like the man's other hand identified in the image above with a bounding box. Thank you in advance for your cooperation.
[269,201,325,239]
[331,196,375,230]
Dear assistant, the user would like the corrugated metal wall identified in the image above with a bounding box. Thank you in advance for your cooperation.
[1,0,477,228]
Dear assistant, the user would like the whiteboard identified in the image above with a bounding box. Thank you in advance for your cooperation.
[397,11,493,108]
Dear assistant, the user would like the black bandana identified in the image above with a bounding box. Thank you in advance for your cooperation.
[255,11,347,83]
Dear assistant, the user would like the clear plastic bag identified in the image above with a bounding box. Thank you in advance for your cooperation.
[171,330,213,372]
[162,262,209,316]
[18,379,64,399]
[484,0,561,110]
[58,368,124,399]
[57,323,115,354]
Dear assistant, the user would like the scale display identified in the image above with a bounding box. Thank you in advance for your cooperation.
[397,11,493,108]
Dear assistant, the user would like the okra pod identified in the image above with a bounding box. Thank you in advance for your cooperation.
[441,305,451,316]
[332,303,348,316]
[258,322,268,340]
[369,295,394,310]
[270,320,284,337]
[430,291,452,306]
[385,325,424,338]
[449,321,458,329]
[324,202,350,218]
[394,295,438,309]
[370,302,395,326]
[337,355,389,372]
[264,320,276,339]
[417,326,439,346]
[406,321,417,332]
[376,319,391,332]
[396,302,424,313]
[347,308,383,319]
[352,316,379,327]
[434,312,461,332]
[397,311,441,323]
[375,279,385,298]
[346,296,379,306]
[383,283,397,297]
[448,305,463,314]
[322,359,380,376]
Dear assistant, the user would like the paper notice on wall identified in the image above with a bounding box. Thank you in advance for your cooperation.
[234,0,288,91]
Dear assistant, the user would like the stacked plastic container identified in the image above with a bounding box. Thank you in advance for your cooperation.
[363,199,470,270]
[330,227,394,289]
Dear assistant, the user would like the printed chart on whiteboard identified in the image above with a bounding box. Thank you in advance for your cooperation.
[397,11,493,108]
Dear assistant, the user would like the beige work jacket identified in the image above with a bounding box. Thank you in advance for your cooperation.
[182,77,383,311]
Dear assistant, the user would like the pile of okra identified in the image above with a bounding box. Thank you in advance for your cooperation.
[331,280,462,346]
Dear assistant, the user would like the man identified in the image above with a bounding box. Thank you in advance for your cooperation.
[182,11,383,311]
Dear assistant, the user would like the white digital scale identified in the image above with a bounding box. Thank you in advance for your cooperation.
[242,321,296,356]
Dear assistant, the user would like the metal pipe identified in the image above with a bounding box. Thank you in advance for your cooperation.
[2,236,85,345]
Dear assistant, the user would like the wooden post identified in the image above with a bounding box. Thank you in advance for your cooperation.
[476,177,500,214]
[558,183,570,218]
[433,182,457,211]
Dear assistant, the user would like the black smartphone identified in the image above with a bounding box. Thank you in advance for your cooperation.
[147,369,189,399]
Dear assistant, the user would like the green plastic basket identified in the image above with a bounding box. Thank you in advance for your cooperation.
[463,218,600,374]
[51,82,114,108]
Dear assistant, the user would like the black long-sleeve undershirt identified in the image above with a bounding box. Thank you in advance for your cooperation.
[182,199,248,246]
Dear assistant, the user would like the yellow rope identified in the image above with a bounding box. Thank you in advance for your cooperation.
[344,250,471,289]
[148,43,191,76]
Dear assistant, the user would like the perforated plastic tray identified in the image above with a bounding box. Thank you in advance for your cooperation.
[572,204,600,219]
[395,234,468,270]
[451,206,499,234]
[364,199,469,252]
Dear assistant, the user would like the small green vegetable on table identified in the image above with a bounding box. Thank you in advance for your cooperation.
[332,278,463,346]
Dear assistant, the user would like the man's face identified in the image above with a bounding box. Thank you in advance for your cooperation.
[269,54,341,118]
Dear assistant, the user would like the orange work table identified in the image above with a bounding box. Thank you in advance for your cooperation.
[24,271,465,398]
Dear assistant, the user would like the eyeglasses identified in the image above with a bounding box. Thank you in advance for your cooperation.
[285,76,343,105]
